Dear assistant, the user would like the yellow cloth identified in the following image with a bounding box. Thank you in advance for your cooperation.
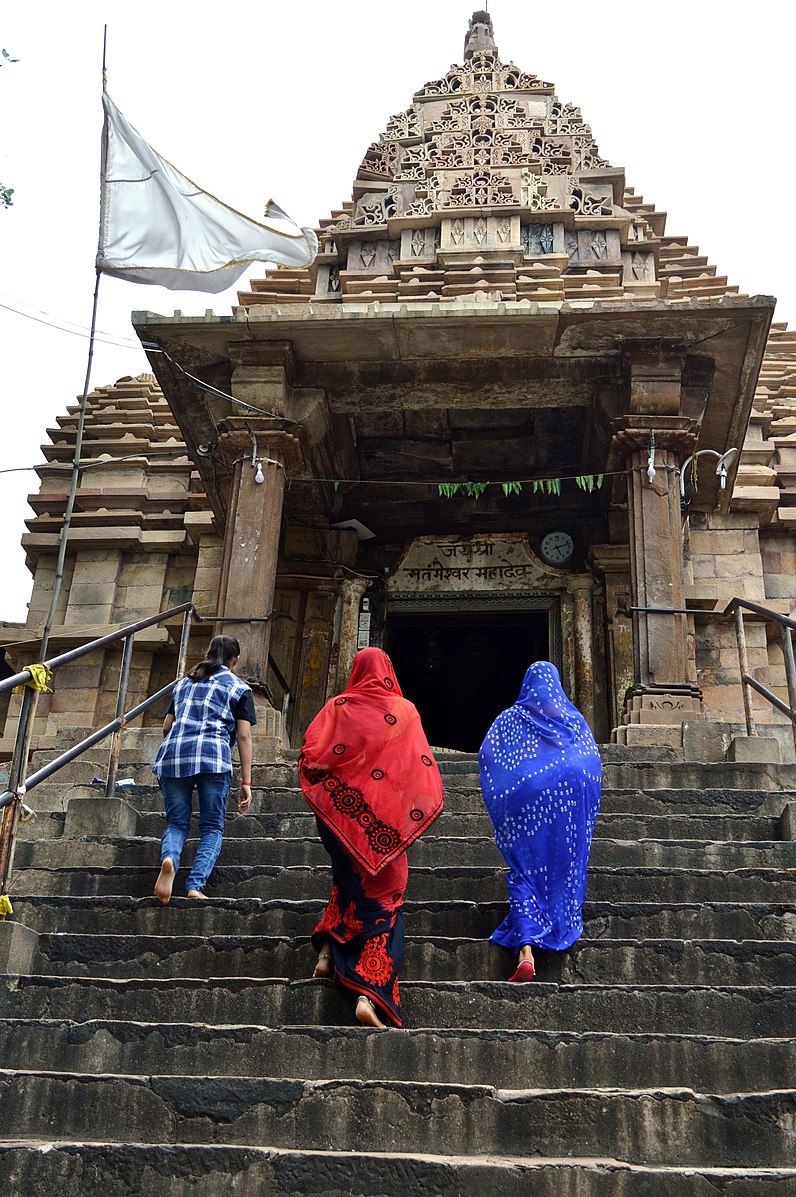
[0,895,12,918]
[14,663,52,694]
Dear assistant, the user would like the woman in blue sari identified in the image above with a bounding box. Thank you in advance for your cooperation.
[479,661,601,981]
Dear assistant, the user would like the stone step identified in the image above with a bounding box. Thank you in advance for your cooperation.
[14,835,796,872]
[12,863,794,903]
[19,807,783,844]
[9,895,795,942]
[29,932,796,985]
[1,1070,793,1165]
[1,1142,793,1197]
[5,975,792,1037]
[21,782,795,820]
[23,755,796,794]
[1,1019,792,1092]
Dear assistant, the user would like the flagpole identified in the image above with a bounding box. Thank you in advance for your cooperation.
[39,25,107,662]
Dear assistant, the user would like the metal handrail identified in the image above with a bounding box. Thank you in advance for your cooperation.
[0,603,196,896]
[630,597,796,752]
[0,603,291,896]
[0,602,195,697]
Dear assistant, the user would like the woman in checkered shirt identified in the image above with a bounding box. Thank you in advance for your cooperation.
[152,635,256,903]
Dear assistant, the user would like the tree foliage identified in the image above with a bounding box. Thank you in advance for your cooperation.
[1,49,18,209]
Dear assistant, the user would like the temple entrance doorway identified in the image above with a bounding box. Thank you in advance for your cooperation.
[386,609,551,752]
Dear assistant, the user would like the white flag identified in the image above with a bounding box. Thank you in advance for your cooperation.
[97,93,318,293]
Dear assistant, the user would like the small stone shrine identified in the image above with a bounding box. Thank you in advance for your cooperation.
[4,11,796,759]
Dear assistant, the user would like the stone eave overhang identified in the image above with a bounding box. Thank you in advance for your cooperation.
[134,293,775,518]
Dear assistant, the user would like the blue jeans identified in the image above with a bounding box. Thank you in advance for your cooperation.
[158,772,232,894]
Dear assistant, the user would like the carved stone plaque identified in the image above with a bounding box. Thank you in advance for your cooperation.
[386,534,561,594]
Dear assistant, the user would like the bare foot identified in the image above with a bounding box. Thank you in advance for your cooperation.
[186,889,208,900]
[356,995,387,1029]
[154,858,175,905]
[313,946,333,978]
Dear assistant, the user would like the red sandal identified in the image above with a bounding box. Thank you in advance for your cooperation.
[508,960,536,982]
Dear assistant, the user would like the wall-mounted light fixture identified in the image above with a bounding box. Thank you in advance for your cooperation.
[679,447,739,501]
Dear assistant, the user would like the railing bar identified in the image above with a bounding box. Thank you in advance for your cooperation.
[0,602,194,696]
[734,608,757,737]
[176,608,193,680]
[629,606,709,616]
[723,598,796,632]
[1,681,178,802]
[105,635,135,798]
[742,673,795,721]
[268,653,292,698]
[195,614,275,623]
[781,626,796,756]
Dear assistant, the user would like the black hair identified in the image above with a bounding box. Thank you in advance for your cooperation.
[188,635,241,683]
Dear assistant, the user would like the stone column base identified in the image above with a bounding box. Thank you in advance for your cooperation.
[251,695,290,762]
[617,686,703,726]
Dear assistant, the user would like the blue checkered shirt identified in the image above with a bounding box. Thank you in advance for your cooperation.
[153,667,253,778]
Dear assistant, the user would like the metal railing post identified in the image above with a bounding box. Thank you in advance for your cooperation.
[780,624,796,757]
[176,607,193,679]
[105,635,135,798]
[733,606,757,737]
[0,685,37,895]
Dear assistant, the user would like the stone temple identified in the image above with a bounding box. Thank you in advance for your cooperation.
[3,11,790,766]
[1,13,795,1192]
[3,8,796,762]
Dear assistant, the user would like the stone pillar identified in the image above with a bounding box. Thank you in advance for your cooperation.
[611,416,704,736]
[216,427,303,753]
[568,576,595,732]
[589,545,634,731]
[217,435,286,685]
[335,577,368,692]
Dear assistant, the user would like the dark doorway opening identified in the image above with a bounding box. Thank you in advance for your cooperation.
[386,610,551,752]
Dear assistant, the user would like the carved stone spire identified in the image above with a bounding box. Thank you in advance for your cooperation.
[464,10,497,60]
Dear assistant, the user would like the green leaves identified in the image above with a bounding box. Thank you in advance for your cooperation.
[532,478,561,496]
[575,474,603,492]
[437,474,602,500]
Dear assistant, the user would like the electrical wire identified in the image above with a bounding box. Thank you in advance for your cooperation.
[145,342,302,425]
[0,298,143,351]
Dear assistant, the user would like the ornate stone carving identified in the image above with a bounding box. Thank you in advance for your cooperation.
[573,137,608,170]
[328,265,340,293]
[354,189,399,226]
[522,223,554,255]
[359,242,377,268]
[569,182,613,216]
[411,229,427,257]
[385,108,419,139]
[521,170,557,210]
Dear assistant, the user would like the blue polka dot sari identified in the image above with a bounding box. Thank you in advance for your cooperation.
[478,661,602,952]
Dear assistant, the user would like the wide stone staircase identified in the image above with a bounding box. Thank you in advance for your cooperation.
[0,739,794,1193]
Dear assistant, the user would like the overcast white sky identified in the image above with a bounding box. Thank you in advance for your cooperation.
[1,0,793,622]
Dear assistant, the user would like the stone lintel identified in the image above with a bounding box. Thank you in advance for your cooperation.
[229,340,297,378]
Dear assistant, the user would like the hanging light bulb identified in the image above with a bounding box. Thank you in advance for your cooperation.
[646,431,656,483]
[254,460,264,484]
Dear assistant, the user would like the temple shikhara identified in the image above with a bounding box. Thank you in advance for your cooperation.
[4,10,796,762]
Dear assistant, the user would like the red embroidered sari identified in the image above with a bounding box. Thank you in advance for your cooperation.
[299,648,443,1026]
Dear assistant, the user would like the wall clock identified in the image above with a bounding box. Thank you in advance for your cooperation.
[540,531,575,566]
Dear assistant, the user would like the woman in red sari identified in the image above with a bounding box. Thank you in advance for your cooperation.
[298,647,444,1029]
